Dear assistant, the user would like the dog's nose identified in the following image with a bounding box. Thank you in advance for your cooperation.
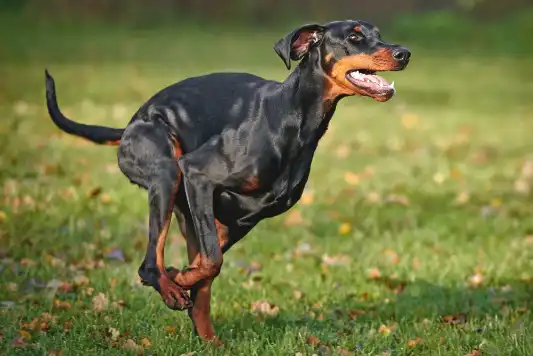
[392,48,411,62]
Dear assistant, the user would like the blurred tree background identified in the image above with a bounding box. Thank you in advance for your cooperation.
[1,0,531,24]
[2,0,532,57]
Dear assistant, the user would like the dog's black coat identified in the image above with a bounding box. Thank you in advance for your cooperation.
[45,20,410,342]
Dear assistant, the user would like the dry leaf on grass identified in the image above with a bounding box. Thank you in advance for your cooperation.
[321,254,350,267]
[343,172,360,186]
[401,113,419,129]
[368,267,381,279]
[251,300,279,317]
[19,330,31,340]
[442,313,467,326]
[73,275,90,286]
[378,324,395,336]
[92,293,109,312]
[382,249,400,264]
[335,145,351,158]
[53,300,72,310]
[140,338,151,348]
[465,349,481,356]
[108,327,120,341]
[468,272,484,288]
[338,222,352,235]
[407,337,422,348]
[284,209,304,227]
[335,346,355,356]
[306,335,321,346]
[300,191,314,205]
[123,339,143,355]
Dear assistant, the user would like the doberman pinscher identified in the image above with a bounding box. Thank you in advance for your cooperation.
[45,20,410,344]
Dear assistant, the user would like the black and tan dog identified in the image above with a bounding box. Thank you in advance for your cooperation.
[45,20,410,344]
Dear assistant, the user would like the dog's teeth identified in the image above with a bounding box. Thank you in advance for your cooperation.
[351,71,361,79]
[390,81,395,89]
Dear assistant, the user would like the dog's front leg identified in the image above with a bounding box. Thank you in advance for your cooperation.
[173,144,225,290]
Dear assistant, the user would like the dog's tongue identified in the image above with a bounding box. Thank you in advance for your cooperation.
[349,71,394,89]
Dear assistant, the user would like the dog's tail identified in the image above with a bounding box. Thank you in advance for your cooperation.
[45,70,125,146]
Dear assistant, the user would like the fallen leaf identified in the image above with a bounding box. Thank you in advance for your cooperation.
[385,194,409,206]
[442,313,467,325]
[322,254,350,267]
[123,339,143,355]
[63,321,73,333]
[491,198,502,208]
[306,335,321,346]
[450,168,462,179]
[92,293,109,312]
[382,249,400,264]
[293,242,313,257]
[300,191,314,205]
[111,300,127,309]
[73,275,90,286]
[46,255,66,268]
[401,113,419,129]
[378,324,395,336]
[284,209,304,227]
[293,290,303,300]
[348,309,366,320]
[48,350,64,356]
[368,267,381,279]
[407,337,422,348]
[100,194,112,204]
[54,300,72,310]
[251,300,279,317]
[433,172,446,184]
[140,337,151,348]
[468,272,484,288]
[366,191,381,204]
[87,187,102,198]
[343,172,360,186]
[335,145,350,158]
[336,346,355,356]
[514,179,530,195]
[19,330,31,340]
[338,222,352,235]
[465,349,481,356]
[455,191,470,205]
[108,327,120,341]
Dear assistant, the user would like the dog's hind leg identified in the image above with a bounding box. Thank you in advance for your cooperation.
[117,120,191,310]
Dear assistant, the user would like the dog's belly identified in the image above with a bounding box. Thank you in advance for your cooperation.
[213,181,305,228]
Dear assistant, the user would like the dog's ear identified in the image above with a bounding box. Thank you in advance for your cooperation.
[274,24,326,70]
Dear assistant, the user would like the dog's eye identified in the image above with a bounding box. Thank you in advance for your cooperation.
[349,34,363,43]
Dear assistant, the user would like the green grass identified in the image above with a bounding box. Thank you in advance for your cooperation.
[1,17,533,355]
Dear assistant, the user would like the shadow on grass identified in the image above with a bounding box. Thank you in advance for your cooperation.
[213,277,533,348]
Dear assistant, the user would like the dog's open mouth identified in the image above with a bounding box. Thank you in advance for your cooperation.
[346,70,395,100]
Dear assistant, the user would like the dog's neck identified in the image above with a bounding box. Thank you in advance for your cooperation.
[276,55,342,148]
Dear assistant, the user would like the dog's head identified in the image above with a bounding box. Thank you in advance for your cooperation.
[274,20,410,102]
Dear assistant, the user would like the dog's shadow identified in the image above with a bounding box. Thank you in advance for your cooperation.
[214,277,532,348]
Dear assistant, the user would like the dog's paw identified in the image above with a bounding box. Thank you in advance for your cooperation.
[159,274,192,310]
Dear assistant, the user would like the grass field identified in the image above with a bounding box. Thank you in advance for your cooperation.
[1,15,533,355]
